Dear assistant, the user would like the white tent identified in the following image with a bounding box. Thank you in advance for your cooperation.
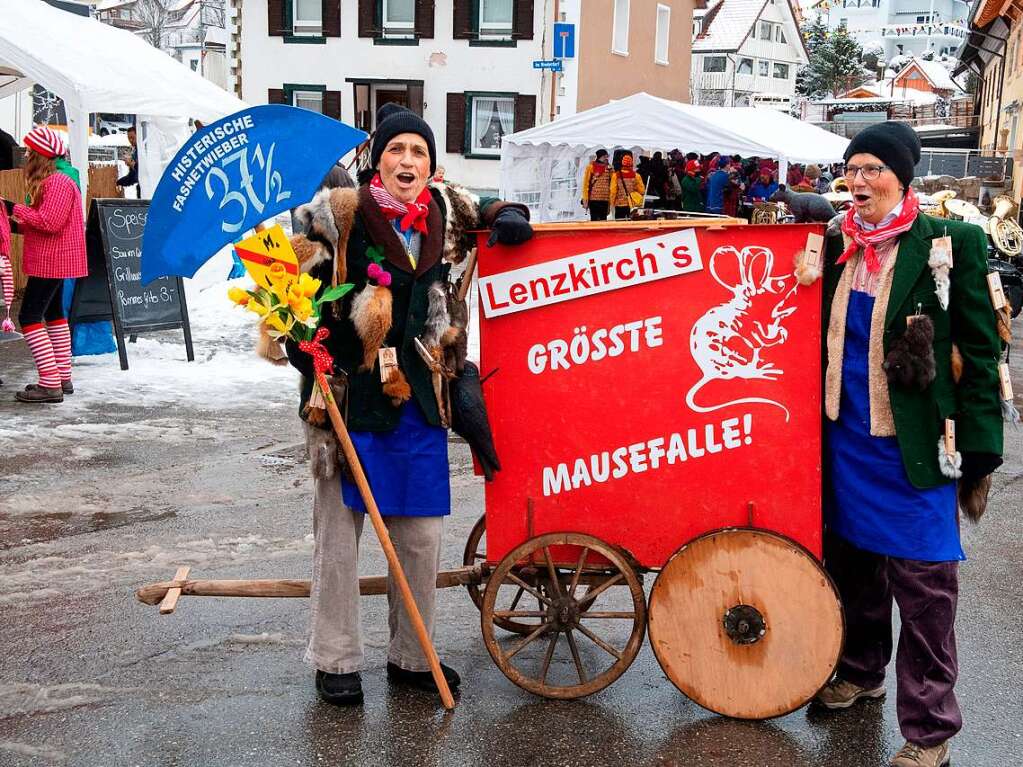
[500,92,850,222]
[0,0,246,200]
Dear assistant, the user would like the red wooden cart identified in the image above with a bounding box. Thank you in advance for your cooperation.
[463,219,843,718]
[138,219,843,720]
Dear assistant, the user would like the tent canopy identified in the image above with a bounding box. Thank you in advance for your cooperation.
[500,92,850,222]
[504,92,849,164]
[0,0,246,196]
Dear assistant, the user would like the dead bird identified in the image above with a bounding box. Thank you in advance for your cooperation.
[450,362,501,481]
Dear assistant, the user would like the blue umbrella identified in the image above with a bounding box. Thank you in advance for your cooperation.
[141,105,367,284]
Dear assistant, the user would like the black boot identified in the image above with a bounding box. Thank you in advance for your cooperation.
[386,661,461,693]
[315,670,363,706]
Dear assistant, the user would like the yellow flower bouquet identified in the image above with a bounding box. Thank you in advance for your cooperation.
[227,227,352,345]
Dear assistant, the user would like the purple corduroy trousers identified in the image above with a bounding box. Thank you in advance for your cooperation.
[824,532,962,747]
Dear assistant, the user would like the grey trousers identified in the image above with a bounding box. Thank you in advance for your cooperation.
[304,472,443,675]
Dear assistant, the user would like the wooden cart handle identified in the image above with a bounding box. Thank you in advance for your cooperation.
[316,369,455,710]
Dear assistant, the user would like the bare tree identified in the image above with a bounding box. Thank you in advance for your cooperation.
[135,0,171,50]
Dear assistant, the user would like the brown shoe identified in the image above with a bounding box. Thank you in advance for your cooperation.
[26,381,73,395]
[15,385,63,403]
[814,678,886,709]
[890,740,950,767]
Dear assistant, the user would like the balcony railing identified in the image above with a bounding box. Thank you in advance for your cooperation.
[810,115,979,137]
[881,22,967,39]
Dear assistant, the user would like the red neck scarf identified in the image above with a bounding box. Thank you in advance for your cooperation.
[591,160,608,176]
[618,164,636,180]
[369,173,432,235]
[838,187,920,273]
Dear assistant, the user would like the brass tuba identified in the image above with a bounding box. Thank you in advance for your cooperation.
[924,189,957,218]
[988,195,1023,258]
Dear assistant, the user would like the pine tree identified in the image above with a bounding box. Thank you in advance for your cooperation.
[796,20,870,99]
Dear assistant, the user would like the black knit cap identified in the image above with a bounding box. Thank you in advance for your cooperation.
[843,122,921,191]
[370,103,437,174]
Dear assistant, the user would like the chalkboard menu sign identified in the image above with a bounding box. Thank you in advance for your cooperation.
[70,199,194,370]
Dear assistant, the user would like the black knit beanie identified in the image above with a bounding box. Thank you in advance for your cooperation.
[370,103,437,174]
[843,122,921,191]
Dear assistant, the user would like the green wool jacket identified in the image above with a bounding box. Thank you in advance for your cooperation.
[289,185,514,431]
[823,213,1003,488]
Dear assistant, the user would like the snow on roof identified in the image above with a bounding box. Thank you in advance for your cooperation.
[897,57,959,92]
[95,0,136,10]
[837,78,940,105]
[205,26,228,46]
[693,0,769,52]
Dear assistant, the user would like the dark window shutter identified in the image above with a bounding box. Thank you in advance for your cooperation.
[323,0,341,36]
[323,90,342,118]
[408,83,424,116]
[268,0,287,35]
[447,93,467,154]
[514,94,536,132]
[512,0,533,40]
[358,0,379,37]
[268,88,287,104]
[415,0,435,38]
[452,0,474,39]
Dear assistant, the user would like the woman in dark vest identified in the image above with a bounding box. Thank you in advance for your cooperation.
[814,122,1003,767]
[284,104,532,707]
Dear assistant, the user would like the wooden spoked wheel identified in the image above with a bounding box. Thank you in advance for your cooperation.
[463,516,536,635]
[647,528,844,720]
[481,532,646,699]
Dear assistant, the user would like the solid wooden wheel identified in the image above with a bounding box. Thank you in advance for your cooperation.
[647,528,844,720]
[481,532,646,700]
[463,515,536,635]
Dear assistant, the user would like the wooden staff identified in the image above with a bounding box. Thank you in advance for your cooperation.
[314,368,455,710]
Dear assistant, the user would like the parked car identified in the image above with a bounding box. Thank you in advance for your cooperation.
[95,116,133,136]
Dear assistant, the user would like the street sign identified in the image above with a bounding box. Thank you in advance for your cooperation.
[553,22,575,58]
[532,59,564,71]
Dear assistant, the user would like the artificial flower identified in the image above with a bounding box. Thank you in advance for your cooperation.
[246,299,270,316]
[265,312,295,335]
[227,286,250,305]
[296,272,321,299]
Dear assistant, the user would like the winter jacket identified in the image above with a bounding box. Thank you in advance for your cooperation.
[680,174,704,213]
[12,173,86,280]
[705,170,729,213]
[581,161,612,205]
[748,181,778,201]
[822,214,1003,488]
[287,185,524,431]
[609,172,645,209]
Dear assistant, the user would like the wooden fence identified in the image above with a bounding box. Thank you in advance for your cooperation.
[2,166,122,293]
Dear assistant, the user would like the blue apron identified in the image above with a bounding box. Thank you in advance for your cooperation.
[342,399,451,517]
[826,290,963,562]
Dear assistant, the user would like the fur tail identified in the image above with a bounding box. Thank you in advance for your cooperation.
[685,377,791,422]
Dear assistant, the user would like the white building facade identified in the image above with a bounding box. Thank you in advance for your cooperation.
[692,0,808,110]
[231,0,552,191]
[825,0,970,61]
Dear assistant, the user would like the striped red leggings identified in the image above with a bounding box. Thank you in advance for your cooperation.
[18,277,72,389]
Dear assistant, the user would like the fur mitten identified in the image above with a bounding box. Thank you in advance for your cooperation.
[884,316,936,391]
[793,248,822,286]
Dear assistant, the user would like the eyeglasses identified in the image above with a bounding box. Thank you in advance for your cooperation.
[843,164,890,181]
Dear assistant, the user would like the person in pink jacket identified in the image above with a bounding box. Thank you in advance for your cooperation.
[1,126,87,403]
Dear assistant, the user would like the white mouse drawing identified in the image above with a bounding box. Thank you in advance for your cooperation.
[685,245,798,421]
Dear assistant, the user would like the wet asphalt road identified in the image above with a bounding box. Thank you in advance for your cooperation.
[1,322,1022,767]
